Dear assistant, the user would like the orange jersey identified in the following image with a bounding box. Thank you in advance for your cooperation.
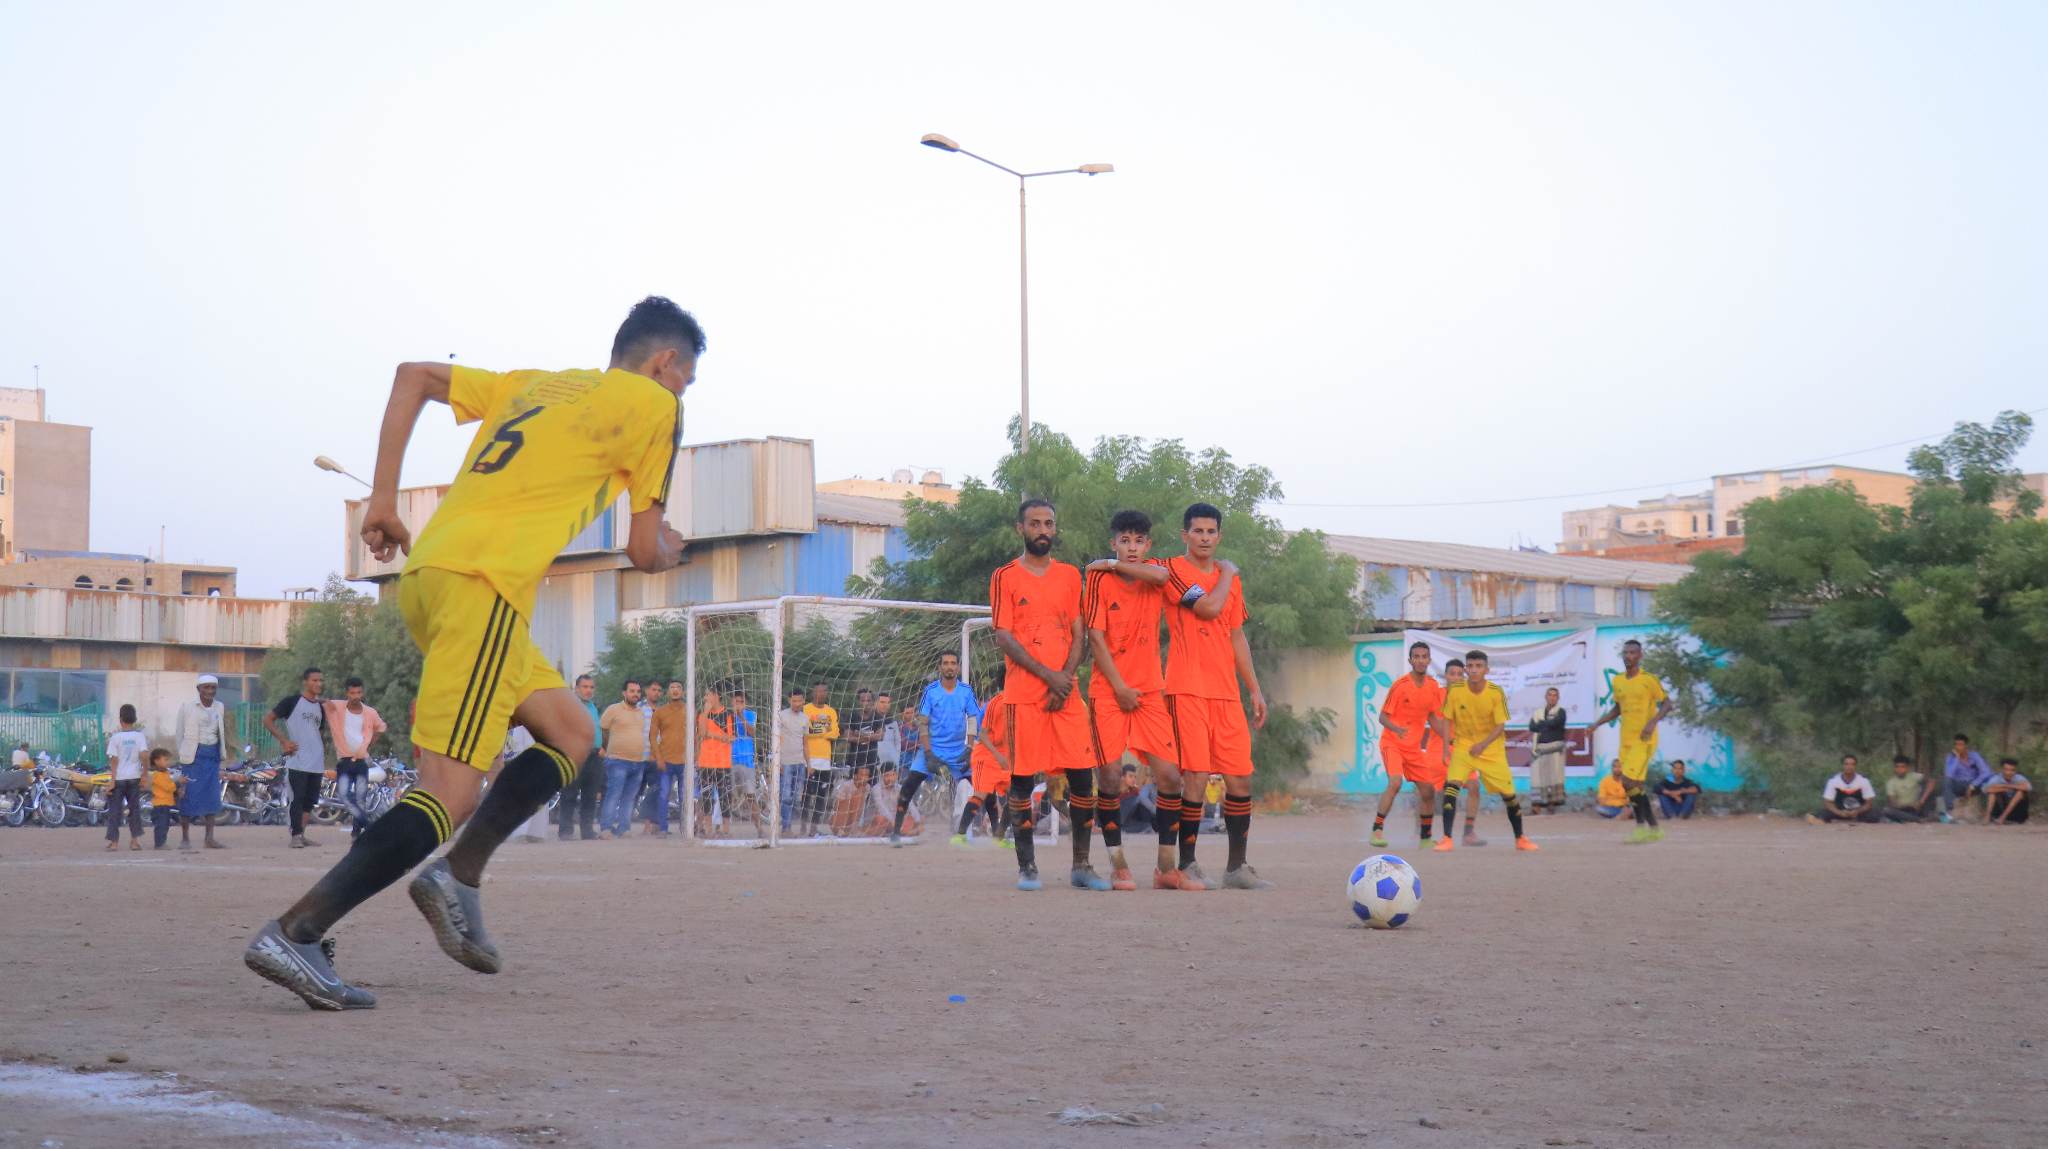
[1085,564,1165,699]
[1380,675,1444,750]
[698,710,733,768]
[1162,556,1248,700]
[988,558,1085,705]
[969,693,1009,774]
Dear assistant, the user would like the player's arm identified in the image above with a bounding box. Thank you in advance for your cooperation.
[1087,558,1170,585]
[262,698,298,756]
[1470,718,1507,757]
[625,505,686,574]
[990,628,1064,693]
[1230,626,1266,729]
[1045,615,1087,711]
[1189,560,1238,621]
[1089,625,1142,710]
[1378,694,1408,741]
[1643,684,1674,738]
[359,362,454,562]
[1588,702,1620,729]
[974,723,1010,772]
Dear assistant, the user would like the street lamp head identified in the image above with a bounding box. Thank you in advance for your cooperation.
[314,456,345,474]
[1078,163,1115,175]
[920,133,961,152]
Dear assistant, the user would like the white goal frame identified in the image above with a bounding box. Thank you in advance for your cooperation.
[680,595,989,847]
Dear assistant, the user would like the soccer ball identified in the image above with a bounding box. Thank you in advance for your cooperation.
[1349,854,1421,929]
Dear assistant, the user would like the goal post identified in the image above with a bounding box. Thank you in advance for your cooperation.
[679,596,990,847]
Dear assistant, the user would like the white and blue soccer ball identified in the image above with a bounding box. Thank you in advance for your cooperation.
[1349,853,1421,929]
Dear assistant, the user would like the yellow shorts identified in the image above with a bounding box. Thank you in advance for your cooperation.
[400,567,565,770]
[1618,739,1657,782]
[1449,751,1516,797]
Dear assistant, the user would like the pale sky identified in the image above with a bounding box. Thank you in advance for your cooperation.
[5,1,2044,596]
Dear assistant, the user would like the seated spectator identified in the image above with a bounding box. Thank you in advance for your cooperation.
[1115,762,1154,835]
[1880,755,1936,822]
[1941,734,1992,823]
[1654,760,1702,820]
[1984,757,2031,826]
[1594,764,1630,819]
[1807,754,1879,824]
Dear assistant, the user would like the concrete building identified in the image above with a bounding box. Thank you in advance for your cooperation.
[817,469,960,506]
[0,550,236,595]
[1710,465,1914,537]
[1560,491,1713,554]
[1332,535,1687,628]
[0,387,92,557]
[342,437,914,679]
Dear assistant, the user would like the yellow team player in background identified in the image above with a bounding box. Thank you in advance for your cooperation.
[1433,649,1538,853]
[1587,638,1674,843]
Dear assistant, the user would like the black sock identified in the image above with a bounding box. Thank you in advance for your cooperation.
[1642,791,1659,827]
[1178,796,1202,868]
[1372,811,1386,833]
[1223,794,1251,870]
[1440,785,1461,834]
[986,792,1008,839]
[1098,789,1122,850]
[1065,770,1096,865]
[279,790,451,943]
[955,794,982,836]
[1628,791,1647,825]
[446,744,576,886]
[1154,791,1182,848]
[1503,794,1525,839]
[1008,779,1037,871]
[1418,810,1434,840]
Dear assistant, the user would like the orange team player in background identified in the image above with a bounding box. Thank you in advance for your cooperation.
[1373,640,1448,848]
[1086,509,1191,890]
[694,689,734,838]
[955,684,1013,845]
[987,499,1094,892]
[1160,501,1273,891]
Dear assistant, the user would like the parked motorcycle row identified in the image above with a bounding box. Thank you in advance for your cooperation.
[0,756,416,830]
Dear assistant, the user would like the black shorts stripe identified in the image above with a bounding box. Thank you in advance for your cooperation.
[1165,695,1185,761]
[655,407,682,505]
[457,600,517,762]
[446,599,508,759]
[1087,705,1109,769]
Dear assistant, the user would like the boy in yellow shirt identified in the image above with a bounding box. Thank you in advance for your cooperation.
[1434,650,1538,852]
[1594,764,1630,818]
[147,749,182,849]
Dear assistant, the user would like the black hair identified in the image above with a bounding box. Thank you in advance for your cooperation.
[729,688,746,700]
[1017,498,1054,523]
[1445,658,1464,670]
[937,650,959,664]
[1464,650,1489,663]
[1841,753,1858,764]
[1408,640,1430,654]
[1109,509,1152,536]
[2000,755,2020,768]
[856,687,873,699]
[1623,639,1643,650]
[1182,502,1223,530]
[1893,754,1913,765]
[1954,733,1970,743]
[1670,759,1686,768]
[344,676,364,690]
[118,703,137,724]
[302,666,322,681]
[148,747,171,764]
[576,674,594,686]
[610,296,706,366]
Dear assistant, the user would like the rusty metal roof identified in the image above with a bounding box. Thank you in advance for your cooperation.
[1322,535,1690,587]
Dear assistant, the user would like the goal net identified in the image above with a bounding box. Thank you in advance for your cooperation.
[679,596,1015,847]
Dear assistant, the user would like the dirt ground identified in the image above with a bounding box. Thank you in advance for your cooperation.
[0,808,2042,1149]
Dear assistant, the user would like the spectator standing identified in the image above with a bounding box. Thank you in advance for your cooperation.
[695,689,737,836]
[11,742,30,771]
[1808,755,1879,824]
[1984,758,2031,825]
[597,681,652,839]
[726,689,761,833]
[146,749,179,849]
[103,704,149,852]
[1594,764,1630,818]
[559,675,605,840]
[844,688,883,789]
[634,683,659,830]
[649,680,691,836]
[1941,735,1992,823]
[801,683,839,836]
[1527,687,1567,813]
[1654,760,1702,820]
[323,677,386,842]
[1881,755,1936,822]
[173,675,234,850]
[265,667,332,849]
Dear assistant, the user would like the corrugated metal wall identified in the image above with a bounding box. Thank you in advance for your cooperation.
[667,438,818,540]
[0,586,299,647]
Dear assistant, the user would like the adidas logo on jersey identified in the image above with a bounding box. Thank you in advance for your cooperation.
[1108,602,1122,611]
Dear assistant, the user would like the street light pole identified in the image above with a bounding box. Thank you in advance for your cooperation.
[920,134,1113,455]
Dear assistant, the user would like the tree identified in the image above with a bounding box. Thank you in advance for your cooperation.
[262,574,420,758]
[1655,411,2048,801]
[860,421,1363,794]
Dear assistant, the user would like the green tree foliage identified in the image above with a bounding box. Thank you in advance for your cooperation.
[1655,411,2048,801]
[859,422,1364,792]
[261,574,421,758]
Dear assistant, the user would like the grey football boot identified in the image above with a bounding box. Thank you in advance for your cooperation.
[408,858,503,974]
[243,921,377,1010]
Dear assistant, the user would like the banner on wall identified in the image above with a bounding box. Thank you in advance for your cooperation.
[1406,628,1598,773]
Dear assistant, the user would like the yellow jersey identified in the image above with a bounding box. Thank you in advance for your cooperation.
[803,703,840,762]
[1441,681,1509,764]
[1609,670,1669,746]
[405,365,681,618]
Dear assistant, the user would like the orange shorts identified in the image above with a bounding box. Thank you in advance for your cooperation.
[1006,696,1094,776]
[1166,695,1253,777]
[1088,690,1177,766]
[969,752,1009,795]
[1380,735,1445,788]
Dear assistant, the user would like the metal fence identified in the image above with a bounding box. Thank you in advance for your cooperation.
[0,704,106,765]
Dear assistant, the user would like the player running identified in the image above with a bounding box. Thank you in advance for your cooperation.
[243,297,699,1009]
[987,499,1094,892]
[1586,638,1672,844]
[1371,641,1446,848]
[1162,502,1273,890]
[1434,650,1538,853]
[1436,657,1487,846]
[1084,510,1185,891]
[955,682,1013,845]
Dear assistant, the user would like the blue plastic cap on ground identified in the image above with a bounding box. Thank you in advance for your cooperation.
[947,994,967,1003]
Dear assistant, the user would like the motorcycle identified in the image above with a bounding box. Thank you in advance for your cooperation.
[0,763,36,826]
[311,756,408,827]
[42,762,113,827]
[220,757,287,825]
